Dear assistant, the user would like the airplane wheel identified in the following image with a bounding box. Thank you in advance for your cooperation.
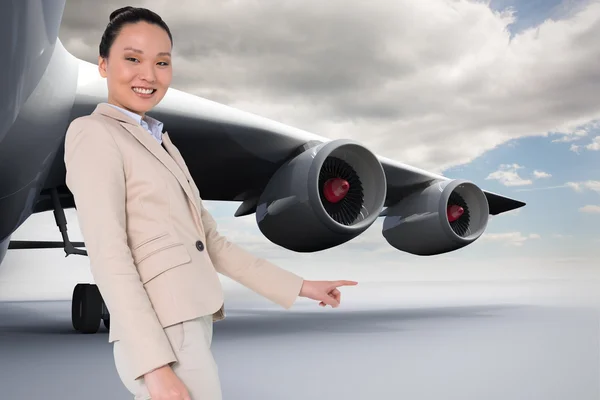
[71,283,102,334]
[71,284,84,331]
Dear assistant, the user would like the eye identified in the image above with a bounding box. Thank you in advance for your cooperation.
[125,57,139,63]
[157,61,170,66]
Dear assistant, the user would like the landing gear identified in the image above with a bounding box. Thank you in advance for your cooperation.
[71,283,110,334]
[8,188,87,256]
[8,187,110,334]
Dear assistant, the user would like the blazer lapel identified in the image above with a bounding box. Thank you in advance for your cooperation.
[161,133,191,182]
[161,133,204,215]
[92,104,200,216]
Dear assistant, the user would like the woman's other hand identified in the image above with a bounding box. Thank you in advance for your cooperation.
[299,280,358,308]
[144,365,191,400]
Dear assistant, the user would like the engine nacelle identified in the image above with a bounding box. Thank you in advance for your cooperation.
[256,139,387,252]
[382,179,489,256]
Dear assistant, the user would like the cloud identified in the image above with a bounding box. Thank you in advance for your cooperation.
[515,180,600,193]
[486,164,532,186]
[58,0,600,173]
[561,125,600,152]
[480,231,541,246]
[532,170,552,179]
[585,136,600,150]
[552,234,573,239]
[566,180,600,193]
[550,119,598,142]
[579,205,600,214]
[514,184,569,193]
[552,135,584,143]
[552,120,600,152]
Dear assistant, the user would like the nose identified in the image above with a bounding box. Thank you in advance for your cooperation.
[138,63,157,83]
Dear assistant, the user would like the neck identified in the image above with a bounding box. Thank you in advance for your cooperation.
[107,98,145,118]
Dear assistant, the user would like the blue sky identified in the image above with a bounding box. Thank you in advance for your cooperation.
[488,0,590,35]
[443,120,599,261]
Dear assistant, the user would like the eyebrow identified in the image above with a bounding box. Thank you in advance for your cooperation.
[123,46,171,57]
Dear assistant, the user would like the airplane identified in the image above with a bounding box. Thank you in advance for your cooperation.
[0,1,525,335]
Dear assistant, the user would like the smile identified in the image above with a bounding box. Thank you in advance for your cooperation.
[132,87,156,96]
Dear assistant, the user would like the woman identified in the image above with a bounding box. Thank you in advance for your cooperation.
[64,6,357,400]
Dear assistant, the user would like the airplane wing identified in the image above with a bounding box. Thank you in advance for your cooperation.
[42,55,524,256]
[67,60,525,213]
[377,156,525,215]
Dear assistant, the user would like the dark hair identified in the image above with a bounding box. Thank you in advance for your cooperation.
[99,6,173,58]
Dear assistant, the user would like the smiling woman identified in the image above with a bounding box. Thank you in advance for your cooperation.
[98,6,173,117]
[62,5,359,400]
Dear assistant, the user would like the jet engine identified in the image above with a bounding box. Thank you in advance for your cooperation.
[256,139,387,252]
[382,179,489,255]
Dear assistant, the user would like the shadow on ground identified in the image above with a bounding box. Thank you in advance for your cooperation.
[214,304,526,336]
[0,300,528,336]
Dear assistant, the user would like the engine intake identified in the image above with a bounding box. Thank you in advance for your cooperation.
[256,139,387,252]
[382,179,489,256]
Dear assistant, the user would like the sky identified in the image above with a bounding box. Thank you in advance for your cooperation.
[4,0,599,300]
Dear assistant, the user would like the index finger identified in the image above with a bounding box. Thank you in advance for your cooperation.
[332,280,358,287]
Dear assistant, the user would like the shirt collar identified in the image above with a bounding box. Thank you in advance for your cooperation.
[104,103,164,143]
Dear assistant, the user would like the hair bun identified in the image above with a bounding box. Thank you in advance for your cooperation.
[109,6,134,22]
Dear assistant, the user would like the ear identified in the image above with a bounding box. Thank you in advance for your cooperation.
[98,56,107,78]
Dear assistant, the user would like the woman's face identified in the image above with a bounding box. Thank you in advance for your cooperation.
[98,22,172,116]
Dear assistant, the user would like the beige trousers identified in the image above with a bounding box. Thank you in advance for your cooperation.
[113,315,222,399]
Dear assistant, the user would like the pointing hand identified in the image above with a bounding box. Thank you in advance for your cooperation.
[298,280,358,308]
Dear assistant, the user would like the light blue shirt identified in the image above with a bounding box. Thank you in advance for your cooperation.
[105,103,164,144]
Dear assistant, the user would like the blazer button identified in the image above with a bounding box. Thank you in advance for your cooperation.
[195,240,204,252]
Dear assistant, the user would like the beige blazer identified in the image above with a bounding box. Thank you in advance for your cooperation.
[64,103,304,380]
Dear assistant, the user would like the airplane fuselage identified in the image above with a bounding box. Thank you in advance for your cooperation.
[0,1,76,264]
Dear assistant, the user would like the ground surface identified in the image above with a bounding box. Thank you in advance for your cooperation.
[0,277,598,399]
